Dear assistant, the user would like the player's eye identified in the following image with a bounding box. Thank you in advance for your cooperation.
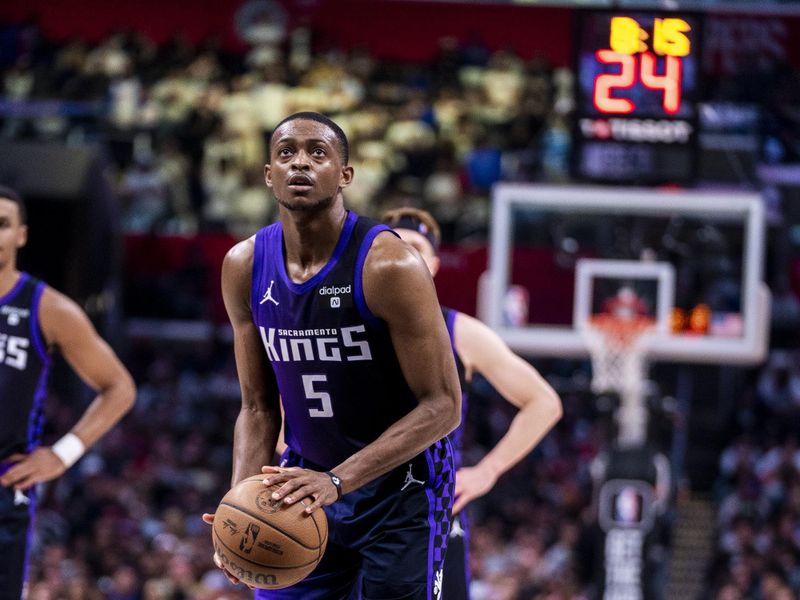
[278,148,293,157]
[312,148,326,157]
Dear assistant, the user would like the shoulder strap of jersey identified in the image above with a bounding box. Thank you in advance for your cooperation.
[353,218,398,330]
[251,225,276,313]
[29,278,50,363]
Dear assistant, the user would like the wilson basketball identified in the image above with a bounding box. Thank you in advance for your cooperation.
[212,474,328,589]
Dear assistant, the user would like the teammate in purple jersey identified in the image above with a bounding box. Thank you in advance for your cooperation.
[204,113,461,599]
[0,185,136,600]
[383,207,563,600]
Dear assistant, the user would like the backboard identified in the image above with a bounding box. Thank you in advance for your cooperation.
[480,184,770,365]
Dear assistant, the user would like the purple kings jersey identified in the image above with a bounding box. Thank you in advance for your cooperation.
[251,211,418,470]
[0,273,51,460]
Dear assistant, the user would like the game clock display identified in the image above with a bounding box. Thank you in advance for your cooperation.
[573,12,701,184]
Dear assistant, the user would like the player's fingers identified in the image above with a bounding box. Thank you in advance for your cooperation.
[271,477,305,500]
[263,467,303,486]
[213,553,240,585]
[5,453,27,463]
[281,482,316,505]
[1,463,31,487]
[202,513,215,525]
[452,492,469,516]
[262,465,283,473]
[303,494,326,513]
[262,472,290,487]
[219,568,241,586]
[13,474,37,492]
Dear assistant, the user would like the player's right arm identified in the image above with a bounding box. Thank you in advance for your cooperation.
[451,312,562,514]
[204,238,280,589]
[221,238,282,486]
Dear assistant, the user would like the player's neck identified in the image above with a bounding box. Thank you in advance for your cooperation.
[0,268,21,298]
[281,203,347,277]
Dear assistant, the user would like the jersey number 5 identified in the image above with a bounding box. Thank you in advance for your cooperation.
[302,374,333,418]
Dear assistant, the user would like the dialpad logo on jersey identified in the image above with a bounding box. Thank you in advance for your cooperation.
[1,306,29,326]
[0,334,29,370]
[319,284,351,309]
[259,325,372,363]
[318,284,351,296]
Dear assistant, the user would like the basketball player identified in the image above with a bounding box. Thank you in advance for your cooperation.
[204,113,461,599]
[0,185,136,600]
[383,207,563,600]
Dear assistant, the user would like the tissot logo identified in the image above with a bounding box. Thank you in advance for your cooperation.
[318,285,351,296]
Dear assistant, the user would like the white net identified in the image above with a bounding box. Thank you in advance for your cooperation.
[583,315,654,447]
[584,316,653,396]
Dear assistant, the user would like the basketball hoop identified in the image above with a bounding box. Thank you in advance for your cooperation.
[583,314,655,397]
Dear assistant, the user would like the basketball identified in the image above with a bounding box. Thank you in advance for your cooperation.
[212,475,328,589]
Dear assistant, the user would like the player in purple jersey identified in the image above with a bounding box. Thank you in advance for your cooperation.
[204,113,461,599]
[0,185,136,600]
[383,207,563,600]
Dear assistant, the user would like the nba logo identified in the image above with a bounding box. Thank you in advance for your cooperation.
[330,297,341,308]
[614,487,642,525]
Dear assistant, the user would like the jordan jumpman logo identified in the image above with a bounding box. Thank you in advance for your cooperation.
[260,280,279,306]
[401,463,425,490]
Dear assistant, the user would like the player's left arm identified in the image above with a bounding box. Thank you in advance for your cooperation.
[264,232,461,511]
[451,312,562,514]
[0,287,136,491]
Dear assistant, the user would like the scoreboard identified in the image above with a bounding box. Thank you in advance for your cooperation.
[573,12,701,184]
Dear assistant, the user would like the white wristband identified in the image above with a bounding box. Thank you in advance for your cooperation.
[51,433,86,468]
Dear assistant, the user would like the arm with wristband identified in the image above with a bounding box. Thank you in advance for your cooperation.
[0,286,135,491]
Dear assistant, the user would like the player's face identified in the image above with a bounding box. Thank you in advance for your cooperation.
[0,198,27,271]
[396,228,440,277]
[266,119,354,212]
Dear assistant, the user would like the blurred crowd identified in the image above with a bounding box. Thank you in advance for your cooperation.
[706,349,800,600]
[3,12,800,600]
[1,24,573,241]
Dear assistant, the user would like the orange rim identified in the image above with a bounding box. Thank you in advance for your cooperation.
[588,314,655,348]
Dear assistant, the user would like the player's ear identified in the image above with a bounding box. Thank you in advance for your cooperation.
[16,224,27,249]
[264,163,273,189]
[339,165,354,189]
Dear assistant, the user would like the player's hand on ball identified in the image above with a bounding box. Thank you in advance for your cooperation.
[201,513,256,590]
[0,449,66,491]
[261,466,339,513]
[453,465,497,515]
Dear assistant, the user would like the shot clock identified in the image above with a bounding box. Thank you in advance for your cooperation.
[573,12,701,184]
